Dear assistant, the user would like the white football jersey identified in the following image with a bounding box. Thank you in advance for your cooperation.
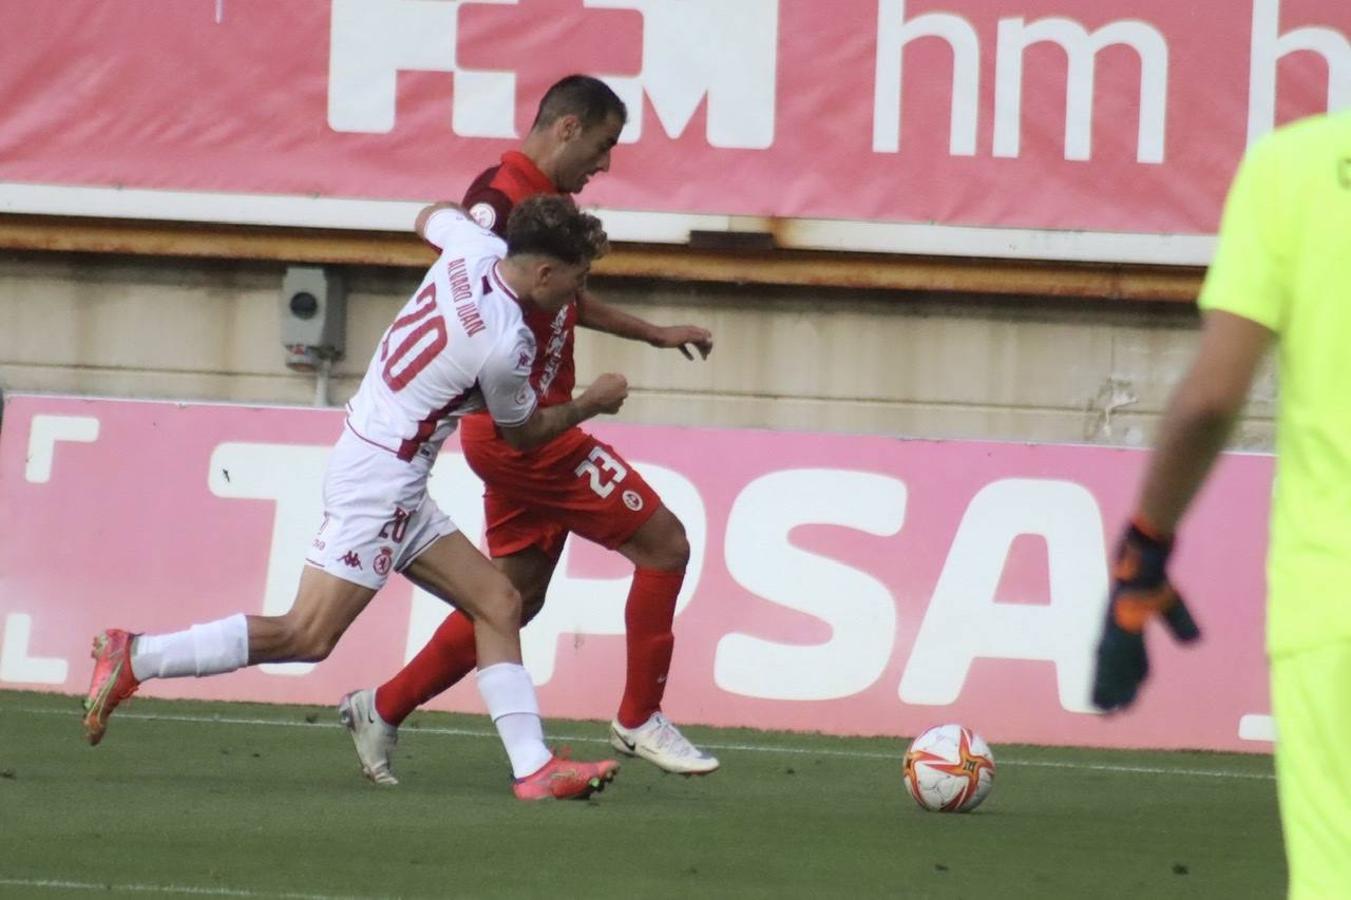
[345,209,538,462]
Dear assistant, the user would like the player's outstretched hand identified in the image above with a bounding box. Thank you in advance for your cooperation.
[651,325,713,360]
[582,373,629,415]
[1092,521,1201,712]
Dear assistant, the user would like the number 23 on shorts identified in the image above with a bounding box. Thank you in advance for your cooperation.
[574,446,627,498]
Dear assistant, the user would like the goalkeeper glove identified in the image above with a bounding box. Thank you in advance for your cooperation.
[1091,519,1201,712]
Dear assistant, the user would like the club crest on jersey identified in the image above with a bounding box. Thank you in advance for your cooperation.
[622,490,644,511]
[469,202,497,230]
[373,546,393,576]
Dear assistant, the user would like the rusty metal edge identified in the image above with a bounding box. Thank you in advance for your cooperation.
[0,214,1202,302]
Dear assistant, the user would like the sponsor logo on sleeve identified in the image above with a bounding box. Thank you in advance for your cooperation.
[469,202,497,230]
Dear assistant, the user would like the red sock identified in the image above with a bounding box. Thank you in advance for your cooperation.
[616,567,684,728]
[374,612,477,726]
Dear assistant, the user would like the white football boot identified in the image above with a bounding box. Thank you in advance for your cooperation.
[609,712,719,775]
[338,689,400,786]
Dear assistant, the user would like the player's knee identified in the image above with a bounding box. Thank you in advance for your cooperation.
[623,507,691,572]
[478,582,523,635]
[655,515,690,570]
[279,616,342,662]
[301,629,342,662]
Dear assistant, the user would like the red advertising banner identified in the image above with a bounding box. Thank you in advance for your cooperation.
[0,1,1346,263]
[0,394,1275,752]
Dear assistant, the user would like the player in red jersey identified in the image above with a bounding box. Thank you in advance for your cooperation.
[340,75,719,784]
[84,196,624,801]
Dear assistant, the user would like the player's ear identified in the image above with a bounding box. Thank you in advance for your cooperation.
[533,260,555,291]
[558,114,582,142]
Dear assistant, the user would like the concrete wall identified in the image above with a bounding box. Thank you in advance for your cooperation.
[0,250,1277,450]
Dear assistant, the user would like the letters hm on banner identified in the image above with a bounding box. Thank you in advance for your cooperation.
[0,1,1347,264]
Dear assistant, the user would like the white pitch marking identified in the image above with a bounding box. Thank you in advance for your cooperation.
[0,877,371,899]
[9,705,1275,781]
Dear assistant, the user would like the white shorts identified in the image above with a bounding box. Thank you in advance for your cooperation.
[304,426,457,590]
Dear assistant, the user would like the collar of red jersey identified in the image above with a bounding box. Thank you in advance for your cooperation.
[499,151,558,195]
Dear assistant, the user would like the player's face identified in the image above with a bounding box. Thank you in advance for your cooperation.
[555,112,623,194]
[530,259,590,312]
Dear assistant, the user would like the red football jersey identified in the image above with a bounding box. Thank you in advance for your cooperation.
[458,151,582,443]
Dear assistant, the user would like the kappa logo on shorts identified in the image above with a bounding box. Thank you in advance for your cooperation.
[340,551,363,569]
[622,489,644,511]
[373,547,393,576]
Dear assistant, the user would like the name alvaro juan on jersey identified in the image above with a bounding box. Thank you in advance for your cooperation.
[445,256,487,338]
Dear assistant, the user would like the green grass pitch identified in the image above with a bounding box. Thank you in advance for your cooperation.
[0,689,1283,899]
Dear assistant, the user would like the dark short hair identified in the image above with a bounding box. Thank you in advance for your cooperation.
[506,195,609,265]
[531,74,627,131]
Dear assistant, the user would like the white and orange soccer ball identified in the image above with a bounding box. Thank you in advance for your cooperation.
[902,724,996,813]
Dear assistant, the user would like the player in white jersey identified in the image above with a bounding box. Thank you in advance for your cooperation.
[82,195,629,801]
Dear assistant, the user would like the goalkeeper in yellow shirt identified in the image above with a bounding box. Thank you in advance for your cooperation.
[1091,111,1351,898]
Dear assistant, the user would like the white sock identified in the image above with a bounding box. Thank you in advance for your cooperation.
[130,614,250,681]
[475,662,552,778]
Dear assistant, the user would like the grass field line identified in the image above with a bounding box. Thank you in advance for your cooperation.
[13,704,1275,781]
[0,877,372,899]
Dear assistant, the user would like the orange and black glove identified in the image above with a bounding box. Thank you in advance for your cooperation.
[1091,520,1201,712]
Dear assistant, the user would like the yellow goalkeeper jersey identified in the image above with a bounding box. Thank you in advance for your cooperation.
[1198,111,1351,655]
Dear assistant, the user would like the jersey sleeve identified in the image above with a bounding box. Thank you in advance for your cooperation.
[1197,135,1290,333]
[422,208,508,259]
[477,330,539,428]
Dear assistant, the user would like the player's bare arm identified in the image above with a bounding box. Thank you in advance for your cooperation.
[1092,312,1270,713]
[578,290,714,360]
[498,372,628,452]
[1135,310,1274,533]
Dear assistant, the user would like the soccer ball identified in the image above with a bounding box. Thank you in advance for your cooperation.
[902,724,996,813]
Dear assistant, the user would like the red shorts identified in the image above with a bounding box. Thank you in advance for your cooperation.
[460,427,661,558]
